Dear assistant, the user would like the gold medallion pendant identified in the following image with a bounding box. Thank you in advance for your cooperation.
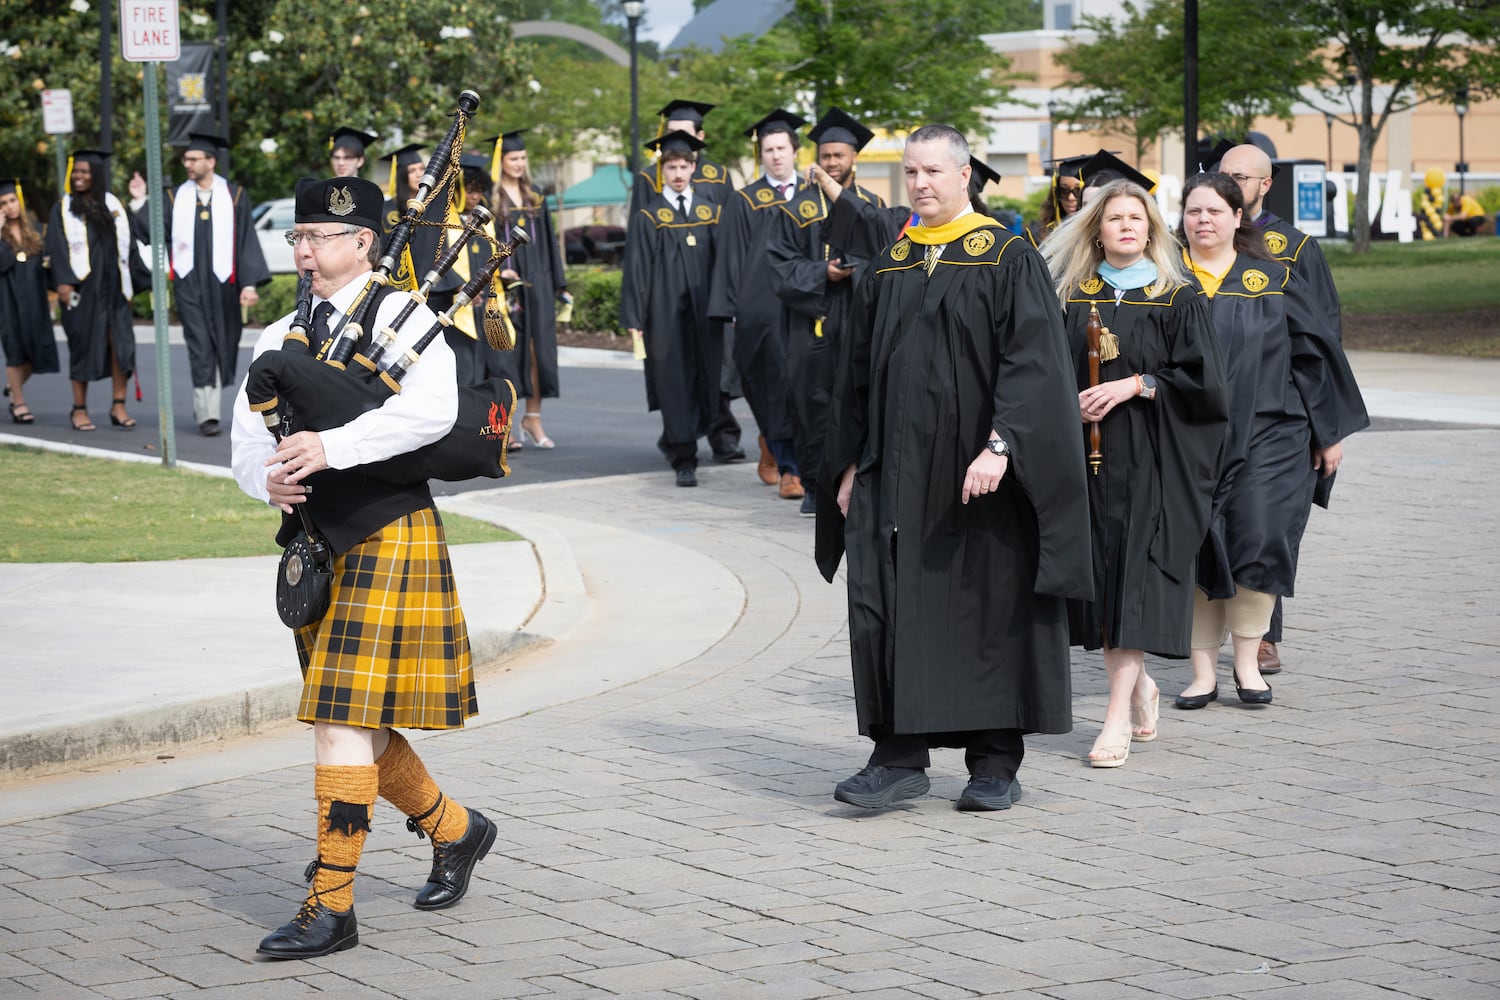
[14,251,26,262]
[200,210,210,221]
[685,234,697,247]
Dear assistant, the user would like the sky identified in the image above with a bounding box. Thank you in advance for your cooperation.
[636,0,696,47]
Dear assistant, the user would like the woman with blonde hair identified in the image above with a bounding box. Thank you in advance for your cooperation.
[0,178,59,422]
[1041,178,1228,768]
[492,130,568,449]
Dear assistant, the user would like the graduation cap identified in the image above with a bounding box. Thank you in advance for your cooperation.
[329,127,378,156]
[381,142,425,197]
[1045,153,1092,185]
[499,129,528,154]
[0,178,24,216]
[808,107,873,152]
[657,100,714,129]
[969,156,1001,193]
[1196,136,1237,173]
[183,133,224,156]
[459,150,493,173]
[644,130,706,156]
[744,109,805,141]
[1078,150,1154,193]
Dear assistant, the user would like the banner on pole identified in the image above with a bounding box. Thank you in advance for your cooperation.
[166,42,217,146]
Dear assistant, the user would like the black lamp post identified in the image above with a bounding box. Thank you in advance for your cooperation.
[1455,84,1469,196]
[624,1,644,177]
[1324,112,1333,172]
[1046,98,1058,169]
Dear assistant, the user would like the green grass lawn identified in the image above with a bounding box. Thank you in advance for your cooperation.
[1325,237,1500,315]
[0,445,518,563]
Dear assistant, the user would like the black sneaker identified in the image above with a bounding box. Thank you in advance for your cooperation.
[676,466,698,487]
[712,445,746,463]
[199,419,222,437]
[956,775,1022,812]
[833,765,930,809]
[799,492,816,517]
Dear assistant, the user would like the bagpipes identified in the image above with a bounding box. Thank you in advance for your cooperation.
[245,89,533,485]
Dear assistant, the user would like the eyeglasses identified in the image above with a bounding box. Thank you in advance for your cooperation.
[1228,173,1267,184]
[285,229,353,247]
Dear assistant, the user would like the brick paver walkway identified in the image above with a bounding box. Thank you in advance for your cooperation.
[2,426,1496,998]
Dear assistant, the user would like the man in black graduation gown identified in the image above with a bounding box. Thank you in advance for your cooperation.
[619,131,723,488]
[818,124,1091,812]
[767,107,887,516]
[130,134,271,435]
[329,127,378,179]
[629,100,741,464]
[1220,143,1369,675]
[708,109,806,496]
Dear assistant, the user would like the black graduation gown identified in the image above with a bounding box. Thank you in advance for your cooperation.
[818,225,1092,737]
[442,211,511,387]
[384,194,462,300]
[1258,213,1369,471]
[766,181,886,490]
[45,199,145,383]
[1196,258,1363,600]
[619,188,722,448]
[824,193,912,262]
[706,177,801,442]
[629,159,733,214]
[162,182,271,388]
[0,233,60,373]
[493,191,566,399]
[1064,278,1229,657]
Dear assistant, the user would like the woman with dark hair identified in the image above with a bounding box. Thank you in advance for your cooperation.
[0,179,59,422]
[44,150,148,432]
[1176,171,1334,710]
[492,130,567,450]
[1040,179,1228,768]
[1025,166,1083,248]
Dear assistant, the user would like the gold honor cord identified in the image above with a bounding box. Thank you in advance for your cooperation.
[814,180,829,339]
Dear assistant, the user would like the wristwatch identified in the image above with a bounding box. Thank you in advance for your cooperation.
[985,436,1010,457]
[1138,374,1158,401]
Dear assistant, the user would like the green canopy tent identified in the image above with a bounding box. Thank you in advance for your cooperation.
[545,164,631,210]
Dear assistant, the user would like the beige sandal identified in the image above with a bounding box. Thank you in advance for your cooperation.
[1130,684,1160,743]
[1087,725,1132,768]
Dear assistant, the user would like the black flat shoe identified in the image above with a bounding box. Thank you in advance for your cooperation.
[1234,671,1273,705]
[256,901,358,959]
[833,765,930,809]
[414,809,497,910]
[1174,686,1219,710]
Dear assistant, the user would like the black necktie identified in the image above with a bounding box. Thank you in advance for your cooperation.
[676,194,687,217]
[311,301,336,355]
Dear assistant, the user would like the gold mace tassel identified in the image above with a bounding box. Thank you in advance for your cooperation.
[1098,327,1120,362]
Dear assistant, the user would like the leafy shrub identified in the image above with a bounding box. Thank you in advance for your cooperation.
[565,266,624,336]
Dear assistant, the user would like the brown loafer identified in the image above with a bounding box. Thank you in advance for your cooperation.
[778,472,804,500]
[1257,640,1282,675]
[757,436,778,485]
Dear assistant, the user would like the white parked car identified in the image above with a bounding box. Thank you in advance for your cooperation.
[252,198,297,274]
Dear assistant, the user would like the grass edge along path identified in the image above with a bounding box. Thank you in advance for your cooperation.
[0,444,519,564]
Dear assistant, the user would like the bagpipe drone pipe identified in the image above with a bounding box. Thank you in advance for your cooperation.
[243,88,535,484]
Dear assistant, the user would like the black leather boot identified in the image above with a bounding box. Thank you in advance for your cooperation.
[414,808,497,910]
[256,899,359,959]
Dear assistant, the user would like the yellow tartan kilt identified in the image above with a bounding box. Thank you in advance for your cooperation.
[293,507,476,729]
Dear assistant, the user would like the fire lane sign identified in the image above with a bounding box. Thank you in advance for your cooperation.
[120,0,180,62]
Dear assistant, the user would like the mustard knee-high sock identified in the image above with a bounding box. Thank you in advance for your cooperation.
[376,731,470,843]
[307,764,379,913]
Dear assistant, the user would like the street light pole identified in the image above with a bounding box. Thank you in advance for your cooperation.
[1455,84,1469,196]
[624,1,644,178]
[1046,98,1057,170]
[1324,112,1333,172]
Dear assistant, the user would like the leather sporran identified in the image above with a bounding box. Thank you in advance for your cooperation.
[276,531,333,629]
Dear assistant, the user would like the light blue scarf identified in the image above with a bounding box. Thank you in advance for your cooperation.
[1097,259,1158,291]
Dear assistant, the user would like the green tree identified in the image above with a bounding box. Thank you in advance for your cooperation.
[0,1,525,207]
[1054,0,1322,164]
[782,0,1020,134]
[1299,1,1500,252]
